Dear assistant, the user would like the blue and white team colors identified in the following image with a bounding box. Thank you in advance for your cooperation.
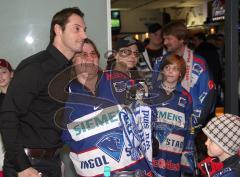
[61,71,152,177]
[153,49,215,128]
[151,83,195,177]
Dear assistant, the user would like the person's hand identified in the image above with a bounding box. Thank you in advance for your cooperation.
[18,167,41,177]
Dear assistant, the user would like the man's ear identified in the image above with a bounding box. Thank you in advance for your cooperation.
[54,24,63,37]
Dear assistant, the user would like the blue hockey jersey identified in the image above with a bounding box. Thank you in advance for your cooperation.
[153,51,215,129]
[151,83,195,177]
[61,70,152,177]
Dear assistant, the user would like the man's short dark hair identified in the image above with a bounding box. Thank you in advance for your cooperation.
[50,7,84,44]
[148,23,162,33]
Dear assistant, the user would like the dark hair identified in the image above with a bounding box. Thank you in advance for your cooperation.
[106,54,116,70]
[0,58,13,72]
[49,7,84,44]
[148,23,162,33]
[162,21,188,43]
[161,54,186,81]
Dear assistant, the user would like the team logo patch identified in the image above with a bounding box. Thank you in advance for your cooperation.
[113,81,126,92]
[96,133,124,162]
[208,80,214,90]
[192,63,203,75]
[178,97,187,107]
[155,126,171,144]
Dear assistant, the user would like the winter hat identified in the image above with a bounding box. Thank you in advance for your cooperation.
[202,114,240,155]
[0,59,12,72]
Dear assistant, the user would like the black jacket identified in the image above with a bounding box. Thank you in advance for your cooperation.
[212,155,240,177]
[0,44,72,172]
[0,93,5,107]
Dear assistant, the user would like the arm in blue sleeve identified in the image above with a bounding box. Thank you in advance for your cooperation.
[181,94,195,174]
[191,67,216,128]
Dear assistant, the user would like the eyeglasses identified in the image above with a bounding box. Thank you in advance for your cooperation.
[77,51,98,58]
[163,65,180,72]
[118,49,141,58]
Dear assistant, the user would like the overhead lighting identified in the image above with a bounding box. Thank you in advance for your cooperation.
[210,27,215,34]
[25,35,34,44]
[135,34,139,40]
[145,32,149,39]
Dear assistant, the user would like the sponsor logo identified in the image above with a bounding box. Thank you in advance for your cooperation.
[113,81,126,92]
[68,106,121,141]
[161,102,169,106]
[79,155,109,169]
[156,108,185,128]
[208,80,215,90]
[178,97,187,107]
[96,133,124,162]
[72,110,118,136]
[192,63,203,75]
[142,110,151,129]
[165,137,183,149]
[152,158,180,172]
[156,129,170,144]
[158,133,184,153]
[93,104,102,110]
[106,72,128,80]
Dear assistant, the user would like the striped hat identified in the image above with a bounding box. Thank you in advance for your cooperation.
[202,114,240,155]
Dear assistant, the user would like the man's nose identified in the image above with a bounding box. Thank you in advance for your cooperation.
[81,30,87,40]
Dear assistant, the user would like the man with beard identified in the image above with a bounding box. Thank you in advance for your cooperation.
[154,22,215,131]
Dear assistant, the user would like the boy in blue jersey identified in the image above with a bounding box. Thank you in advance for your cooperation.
[152,54,195,177]
[153,22,215,131]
